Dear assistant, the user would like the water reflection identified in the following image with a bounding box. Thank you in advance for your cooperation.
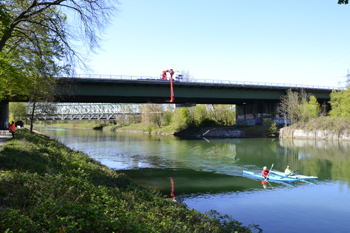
[170,177,184,203]
[279,139,350,188]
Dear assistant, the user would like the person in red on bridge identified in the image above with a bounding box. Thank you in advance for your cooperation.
[261,166,270,179]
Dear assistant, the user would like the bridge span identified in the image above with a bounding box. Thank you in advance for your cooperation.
[56,75,336,104]
[0,75,340,129]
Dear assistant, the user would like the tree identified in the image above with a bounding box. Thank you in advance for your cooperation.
[141,104,164,128]
[162,109,173,126]
[299,96,321,122]
[210,104,236,125]
[338,0,349,4]
[329,88,350,117]
[0,0,118,63]
[278,89,321,124]
[278,89,300,125]
[27,102,57,127]
[193,105,207,126]
[1,0,119,105]
[9,102,26,123]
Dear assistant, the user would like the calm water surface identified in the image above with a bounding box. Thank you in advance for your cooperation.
[37,127,350,233]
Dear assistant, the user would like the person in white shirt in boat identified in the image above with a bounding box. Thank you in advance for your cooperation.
[285,165,294,176]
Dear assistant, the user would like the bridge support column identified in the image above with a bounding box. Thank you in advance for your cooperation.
[236,100,279,125]
[0,100,9,130]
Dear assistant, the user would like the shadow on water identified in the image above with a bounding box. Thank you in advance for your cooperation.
[119,168,297,197]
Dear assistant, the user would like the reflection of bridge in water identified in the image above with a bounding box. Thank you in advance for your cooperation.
[31,103,141,121]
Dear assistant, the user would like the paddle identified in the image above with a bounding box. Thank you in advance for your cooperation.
[285,169,299,177]
[266,163,274,179]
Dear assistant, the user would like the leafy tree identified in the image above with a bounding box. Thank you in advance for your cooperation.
[180,107,190,125]
[299,95,321,123]
[210,104,236,125]
[193,105,207,126]
[9,102,26,123]
[268,123,279,137]
[0,0,118,61]
[329,88,350,117]
[0,0,118,104]
[162,109,173,126]
[305,96,321,119]
[338,0,348,4]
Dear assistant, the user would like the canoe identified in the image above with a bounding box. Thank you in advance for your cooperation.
[270,170,318,181]
[243,170,297,182]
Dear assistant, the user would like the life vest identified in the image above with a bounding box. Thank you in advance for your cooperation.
[9,123,16,132]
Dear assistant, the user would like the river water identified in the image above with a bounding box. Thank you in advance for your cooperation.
[37,127,350,233]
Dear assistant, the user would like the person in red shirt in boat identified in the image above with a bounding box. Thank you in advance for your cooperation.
[261,166,270,179]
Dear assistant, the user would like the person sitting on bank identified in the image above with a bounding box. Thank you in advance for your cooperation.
[9,121,16,138]
[261,166,270,179]
[285,165,294,176]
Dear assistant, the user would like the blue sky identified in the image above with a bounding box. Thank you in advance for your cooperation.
[86,0,350,88]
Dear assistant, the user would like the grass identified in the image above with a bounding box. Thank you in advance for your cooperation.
[34,120,279,138]
[35,121,109,130]
[0,129,254,232]
[288,116,350,134]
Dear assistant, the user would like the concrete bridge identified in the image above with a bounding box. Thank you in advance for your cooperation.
[0,74,340,129]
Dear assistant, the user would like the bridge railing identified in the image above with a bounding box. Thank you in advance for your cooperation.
[63,74,344,91]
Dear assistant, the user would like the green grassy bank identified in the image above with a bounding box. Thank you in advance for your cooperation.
[33,122,176,135]
[286,116,350,132]
[34,121,278,138]
[0,129,254,232]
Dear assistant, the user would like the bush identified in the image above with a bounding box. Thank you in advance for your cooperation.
[268,123,279,137]
[199,118,217,127]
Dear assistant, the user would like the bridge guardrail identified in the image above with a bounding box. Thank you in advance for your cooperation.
[60,74,344,91]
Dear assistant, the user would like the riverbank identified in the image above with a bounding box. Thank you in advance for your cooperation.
[279,117,350,141]
[0,129,253,232]
[33,122,279,138]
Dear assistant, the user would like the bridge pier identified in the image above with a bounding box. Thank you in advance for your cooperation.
[236,100,279,125]
[0,100,9,130]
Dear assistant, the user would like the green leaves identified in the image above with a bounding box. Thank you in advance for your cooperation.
[279,89,321,124]
[329,88,350,117]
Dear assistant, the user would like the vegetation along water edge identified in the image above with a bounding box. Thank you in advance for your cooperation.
[0,129,257,232]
